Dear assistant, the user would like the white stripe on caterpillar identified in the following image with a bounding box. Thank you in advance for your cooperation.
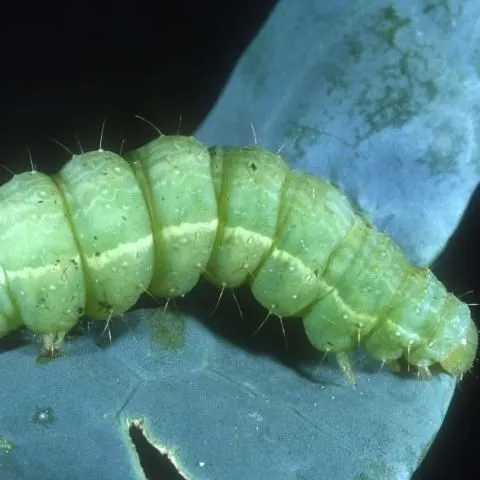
[0,135,476,384]
[161,220,218,243]
[86,236,153,271]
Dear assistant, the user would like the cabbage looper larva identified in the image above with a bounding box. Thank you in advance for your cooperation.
[0,135,476,383]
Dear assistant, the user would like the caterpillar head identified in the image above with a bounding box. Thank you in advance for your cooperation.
[438,318,478,377]
[406,295,478,378]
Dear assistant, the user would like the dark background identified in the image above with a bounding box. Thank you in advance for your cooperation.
[0,1,479,479]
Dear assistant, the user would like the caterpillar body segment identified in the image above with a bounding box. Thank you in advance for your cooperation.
[124,137,218,298]
[55,149,155,320]
[206,146,288,289]
[0,135,476,380]
[0,170,87,335]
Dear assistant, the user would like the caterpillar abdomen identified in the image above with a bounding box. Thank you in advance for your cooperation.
[0,135,476,380]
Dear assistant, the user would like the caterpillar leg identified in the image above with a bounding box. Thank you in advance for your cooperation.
[39,332,67,360]
[416,366,432,379]
[335,351,356,386]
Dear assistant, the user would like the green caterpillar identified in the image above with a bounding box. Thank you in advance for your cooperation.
[0,135,476,382]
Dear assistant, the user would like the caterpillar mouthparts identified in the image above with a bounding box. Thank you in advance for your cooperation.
[0,135,476,383]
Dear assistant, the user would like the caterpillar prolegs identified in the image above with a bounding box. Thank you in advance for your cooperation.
[0,135,476,381]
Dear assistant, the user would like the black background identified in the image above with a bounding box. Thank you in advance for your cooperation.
[0,1,479,479]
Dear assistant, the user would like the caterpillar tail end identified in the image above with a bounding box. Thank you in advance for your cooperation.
[335,351,356,386]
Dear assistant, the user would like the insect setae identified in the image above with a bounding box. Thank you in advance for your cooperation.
[0,134,476,382]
